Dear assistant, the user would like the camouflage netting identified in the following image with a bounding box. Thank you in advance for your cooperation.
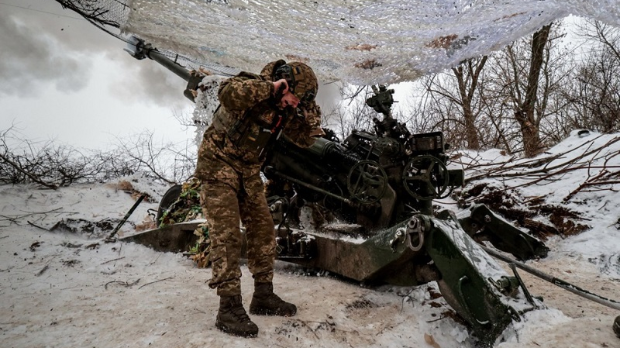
[159,179,203,226]
[55,0,240,77]
[191,75,227,146]
[58,0,620,84]
[158,179,211,267]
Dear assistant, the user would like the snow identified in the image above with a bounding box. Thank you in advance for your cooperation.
[122,0,620,84]
[1,133,620,347]
[453,130,620,278]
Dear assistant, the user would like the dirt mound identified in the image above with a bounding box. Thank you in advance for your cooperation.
[457,183,590,240]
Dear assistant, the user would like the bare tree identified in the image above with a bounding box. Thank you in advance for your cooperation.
[451,57,488,149]
[416,74,467,147]
[401,21,582,155]
[324,84,377,141]
[114,131,195,184]
[398,83,438,136]
[565,20,620,133]
[580,20,620,61]
[501,25,550,157]
[0,127,133,188]
[484,23,575,157]
[0,127,196,187]
[406,56,488,150]
[476,76,518,153]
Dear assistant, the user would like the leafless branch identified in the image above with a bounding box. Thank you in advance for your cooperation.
[138,276,174,289]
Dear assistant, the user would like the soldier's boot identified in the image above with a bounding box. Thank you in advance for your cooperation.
[249,282,297,316]
[215,295,259,337]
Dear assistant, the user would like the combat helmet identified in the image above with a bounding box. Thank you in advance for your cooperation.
[263,60,318,104]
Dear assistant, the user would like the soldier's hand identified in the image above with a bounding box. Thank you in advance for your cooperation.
[273,79,289,96]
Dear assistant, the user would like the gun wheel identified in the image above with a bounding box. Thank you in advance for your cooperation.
[156,184,183,224]
[347,160,388,205]
[402,155,449,201]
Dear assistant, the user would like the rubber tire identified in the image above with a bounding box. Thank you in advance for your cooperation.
[156,184,183,224]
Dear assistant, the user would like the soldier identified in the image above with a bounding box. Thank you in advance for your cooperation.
[194,60,323,337]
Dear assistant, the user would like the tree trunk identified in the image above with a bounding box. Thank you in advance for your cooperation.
[462,102,480,149]
[516,24,551,157]
[452,57,487,150]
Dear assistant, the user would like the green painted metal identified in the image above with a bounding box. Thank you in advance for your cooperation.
[283,219,425,286]
[121,202,543,344]
[120,221,200,253]
[460,204,549,260]
[423,213,528,344]
[114,49,550,344]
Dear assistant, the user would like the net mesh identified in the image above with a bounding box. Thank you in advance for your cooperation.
[191,75,227,145]
[56,0,240,76]
[57,0,130,36]
[57,0,620,84]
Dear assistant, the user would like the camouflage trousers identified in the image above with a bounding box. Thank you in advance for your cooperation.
[200,172,276,297]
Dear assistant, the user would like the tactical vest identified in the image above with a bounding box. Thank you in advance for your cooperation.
[211,75,289,159]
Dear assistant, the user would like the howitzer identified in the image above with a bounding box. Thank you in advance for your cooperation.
[119,38,620,345]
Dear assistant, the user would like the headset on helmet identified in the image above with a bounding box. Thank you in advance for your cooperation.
[274,62,318,104]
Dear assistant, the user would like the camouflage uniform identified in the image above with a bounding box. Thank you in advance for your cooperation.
[195,62,321,297]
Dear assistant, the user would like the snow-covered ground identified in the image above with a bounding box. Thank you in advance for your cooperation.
[1,131,619,348]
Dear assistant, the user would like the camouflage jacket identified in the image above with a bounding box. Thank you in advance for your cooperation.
[195,70,322,182]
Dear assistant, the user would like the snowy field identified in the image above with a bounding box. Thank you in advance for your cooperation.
[1,131,619,348]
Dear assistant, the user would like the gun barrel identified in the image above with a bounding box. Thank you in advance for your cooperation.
[305,137,360,166]
[124,36,191,82]
[482,246,620,311]
[147,50,191,82]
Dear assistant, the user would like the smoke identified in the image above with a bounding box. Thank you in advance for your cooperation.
[0,12,92,97]
[109,56,189,109]
[0,1,186,109]
[316,81,342,114]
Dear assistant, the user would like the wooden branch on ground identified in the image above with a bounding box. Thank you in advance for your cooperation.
[27,221,49,231]
[563,170,613,202]
[35,255,58,277]
[464,136,620,189]
[0,208,67,226]
[138,276,173,289]
[104,278,140,290]
[101,257,125,265]
[35,265,49,277]
[562,151,620,202]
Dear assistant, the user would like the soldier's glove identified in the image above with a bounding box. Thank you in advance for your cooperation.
[273,79,289,104]
[183,70,208,102]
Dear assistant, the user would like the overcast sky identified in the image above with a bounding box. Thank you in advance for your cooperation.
[0,0,406,152]
[0,0,196,150]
